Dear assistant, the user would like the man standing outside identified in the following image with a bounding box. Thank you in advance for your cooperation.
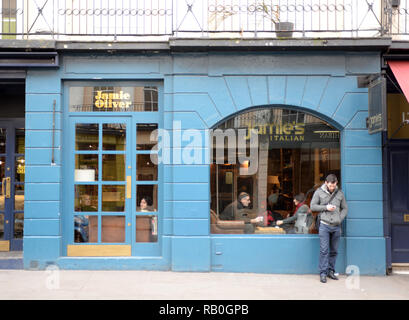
[310,174,348,283]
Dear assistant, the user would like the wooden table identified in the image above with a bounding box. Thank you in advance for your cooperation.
[254,226,286,234]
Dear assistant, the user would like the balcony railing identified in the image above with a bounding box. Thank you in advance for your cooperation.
[0,0,408,41]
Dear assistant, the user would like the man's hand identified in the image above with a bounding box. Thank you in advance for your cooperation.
[251,216,263,224]
[326,204,336,211]
[276,220,283,226]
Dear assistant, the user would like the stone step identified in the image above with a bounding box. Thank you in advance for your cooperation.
[392,263,409,274]
[0,252,23,269]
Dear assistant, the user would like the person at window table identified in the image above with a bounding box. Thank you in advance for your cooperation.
[276,193,311,234]
[139,196,154,212]
[220,192,263,233]
[78,194,97,212]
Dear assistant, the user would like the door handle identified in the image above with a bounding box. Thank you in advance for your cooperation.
[126,176,131,199]
[2,177,10,198]
[5,177,10,198]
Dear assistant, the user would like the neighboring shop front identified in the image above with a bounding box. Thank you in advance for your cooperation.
[22,44,386,275]
[382,55,409,272]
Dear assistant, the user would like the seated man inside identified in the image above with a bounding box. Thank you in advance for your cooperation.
[78,194,97,212]
[276,193,312,234]
[220,192,263,233]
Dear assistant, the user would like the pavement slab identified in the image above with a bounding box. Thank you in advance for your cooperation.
[1,270,409,300]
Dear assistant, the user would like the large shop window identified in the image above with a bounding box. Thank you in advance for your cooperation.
[210,108,340,235]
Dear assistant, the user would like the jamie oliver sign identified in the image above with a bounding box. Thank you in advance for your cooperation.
[366,76,387,134]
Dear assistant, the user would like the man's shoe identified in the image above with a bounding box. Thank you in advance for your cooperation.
[327,270,339,280]
[320,274,327,283]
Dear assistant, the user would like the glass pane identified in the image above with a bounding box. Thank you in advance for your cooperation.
[75,154,98,182]
[0,156,4,179]
[136,154,157,181]
[76,124,99,150]
[137,124,158,150]
[75,185,98,212]
[14,213,23,239]
[0,156,5,211]
[15,128,25,154]
[102,154,125,181]
[102,185,125,212]
[0,213,3,239]
[15,156,25,182]
[69,86,158,112]
[135,215,158,243]
[143,87,158,111]
[136,185,158,212]
[0,128,6,153]
[103,123,126,151]
[101,216,125,243]
[74,215,96,243]
[14,184,24,211]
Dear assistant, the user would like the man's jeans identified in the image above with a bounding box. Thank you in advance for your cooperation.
[319,223,341,275]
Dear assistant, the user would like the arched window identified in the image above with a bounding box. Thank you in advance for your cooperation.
[210,107,340,235]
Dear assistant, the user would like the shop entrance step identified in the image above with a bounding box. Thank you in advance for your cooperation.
[0,252,23,269]
[392,263,409,275]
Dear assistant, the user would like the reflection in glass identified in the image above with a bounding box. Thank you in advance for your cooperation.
[0,214,3,239]
[143,87,159,111]
[102,154,125,181]
[75,154,98,181]
[15,128,25,154]
[74,215,95,243]
[136,185,157,212]
[102,185,125,212]
[137,124,158,150]
[101,216,125,243]
[76,123,99,150]
[210,108,341,235]
[103,123,126,151]
[14,184,24,211]
[74,185,98,212]
[0,156,5,211]
[135,215,158,242]
[136,154,157,181]
[14,213,23,239]
[0,128,5,153]
[0,156,5,212]
[0,156,5,180]
[15,156,25,182]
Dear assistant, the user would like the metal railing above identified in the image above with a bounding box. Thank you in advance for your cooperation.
[0,0,408,41]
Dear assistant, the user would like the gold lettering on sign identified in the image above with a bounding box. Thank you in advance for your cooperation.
[245,122,305,142]
[404,214,409,222]
[94,91,132,109]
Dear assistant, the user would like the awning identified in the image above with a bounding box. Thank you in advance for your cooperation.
[388,61,409,102]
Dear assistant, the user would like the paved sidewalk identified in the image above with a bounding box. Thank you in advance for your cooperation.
[1,270,409,300]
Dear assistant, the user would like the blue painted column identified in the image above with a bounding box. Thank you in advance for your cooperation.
[165,70,212,270]
[24,69,62,269]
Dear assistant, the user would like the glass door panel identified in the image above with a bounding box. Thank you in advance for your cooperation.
[0,120,25,251]
[133,121,160,256]
[71,118,131,250]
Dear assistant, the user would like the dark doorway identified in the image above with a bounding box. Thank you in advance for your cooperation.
[0,81,25,251]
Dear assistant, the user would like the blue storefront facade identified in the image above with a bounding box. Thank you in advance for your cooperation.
[20,43,386,275]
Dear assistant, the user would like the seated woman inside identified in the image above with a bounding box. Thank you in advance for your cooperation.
[276,193,313,234]
[138,196,154,212]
